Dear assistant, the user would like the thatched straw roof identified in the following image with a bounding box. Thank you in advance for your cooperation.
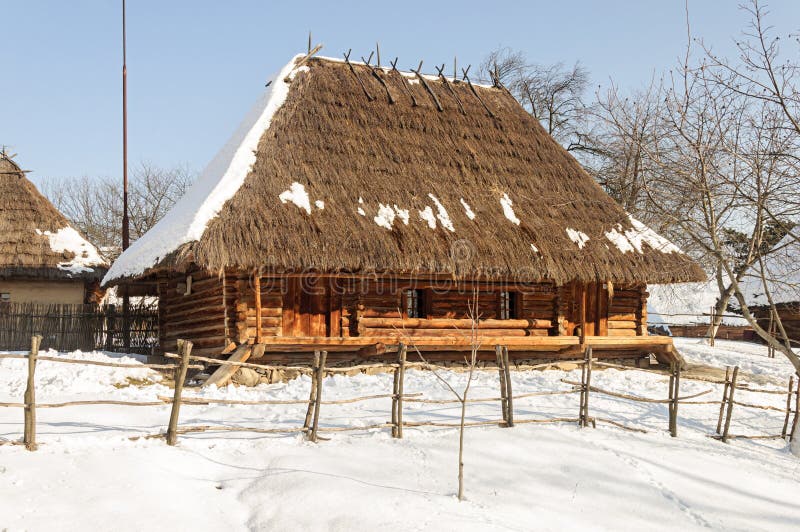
[0,152,107,281]
[105,54,705,286]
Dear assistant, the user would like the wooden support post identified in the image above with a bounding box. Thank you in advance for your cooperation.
[396,343,407,438]
[502,346,514,427]
[310,350,327,442]
[166,339,193,446]
[721,366,739,443]
[253,272,262,343]
[304,351,321,433]
[716,366,732,435]
[23,335,42,451]
[583,347,593,427]
[781,376,794,439]
[495,345,508,425]
[579,285,587,347]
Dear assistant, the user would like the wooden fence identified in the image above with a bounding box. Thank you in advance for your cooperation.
[713,366,799,442]
[2,337,797,450]
[0,302,158,354]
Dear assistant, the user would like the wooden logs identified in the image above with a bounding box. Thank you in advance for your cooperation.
[167,340,193,446]
[358,317,552,330]
[202,344,252,388]
[253,273,262,343]
[23,335,41,451]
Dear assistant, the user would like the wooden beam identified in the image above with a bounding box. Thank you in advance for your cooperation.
[202,344,253,388]
[253,272,262,343]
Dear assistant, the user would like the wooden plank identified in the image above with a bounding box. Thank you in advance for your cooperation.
[202,344,253,388]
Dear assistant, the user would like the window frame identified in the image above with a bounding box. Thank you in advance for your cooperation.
[403,288,427,319]
[498,290,520,320]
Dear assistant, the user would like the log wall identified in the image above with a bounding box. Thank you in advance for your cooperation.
[158,270,652,357]
[158,268,227,357]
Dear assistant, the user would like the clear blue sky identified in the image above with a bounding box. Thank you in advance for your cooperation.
[2,1,799,186]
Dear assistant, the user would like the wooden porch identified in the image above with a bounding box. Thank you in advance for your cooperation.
[249,334,681,365]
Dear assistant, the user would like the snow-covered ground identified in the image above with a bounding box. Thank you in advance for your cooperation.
[1,338,798,531]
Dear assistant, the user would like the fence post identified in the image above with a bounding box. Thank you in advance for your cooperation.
[310,350,327,443]
[304,351,321,434]
[166,339,192,446]
[495,345,508,425]
[502,346,514,427]
[791,375,800,442]
[716,366,731,435]
[104,304,116,352]
[396,343,407,438]
[578,348,587,426]
[709,306,715,347]
[669,362,680,437]
[23,335,42,451]
[781,376,794,439]
[721,366,739,443]
[583,347,593,427]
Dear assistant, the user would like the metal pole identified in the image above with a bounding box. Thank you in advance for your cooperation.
[121,0,131,352]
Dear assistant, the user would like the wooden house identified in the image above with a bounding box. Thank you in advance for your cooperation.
[741,239,800,344]
[0,151,107,304]
[103,54,705,364]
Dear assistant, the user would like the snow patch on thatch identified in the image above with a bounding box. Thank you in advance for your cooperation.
[36,227,105,274]
[566,228,590,249]
[279,182,312,214]
[499,193,520,225]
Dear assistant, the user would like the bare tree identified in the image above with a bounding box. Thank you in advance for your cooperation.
[403,289,481,501]
[481,48,590,149]
[42,162,194,258]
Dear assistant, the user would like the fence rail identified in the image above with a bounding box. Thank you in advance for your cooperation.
[0,302,158,354]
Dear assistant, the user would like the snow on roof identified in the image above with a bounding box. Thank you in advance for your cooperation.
[103,54,305,284]
[605,217,681,255]
[37,227,105,275]
[566,228,590,249]
[500,193,520,225]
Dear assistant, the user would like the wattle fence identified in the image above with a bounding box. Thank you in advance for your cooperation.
[0,302,158,354]
[3,336,796,451]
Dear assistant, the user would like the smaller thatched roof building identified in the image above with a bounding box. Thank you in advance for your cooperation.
[0,151,107,304]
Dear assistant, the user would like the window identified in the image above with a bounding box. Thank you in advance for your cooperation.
[0,292,9,302]
[404,289,426,319]
[499,291,518,319]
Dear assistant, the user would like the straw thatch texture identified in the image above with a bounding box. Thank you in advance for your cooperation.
[129,57,705,285]
[0,154,107,281]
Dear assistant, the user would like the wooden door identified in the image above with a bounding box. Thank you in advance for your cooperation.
[583,282,609,336]
[282,276,330,337]
[567,282,609,337]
